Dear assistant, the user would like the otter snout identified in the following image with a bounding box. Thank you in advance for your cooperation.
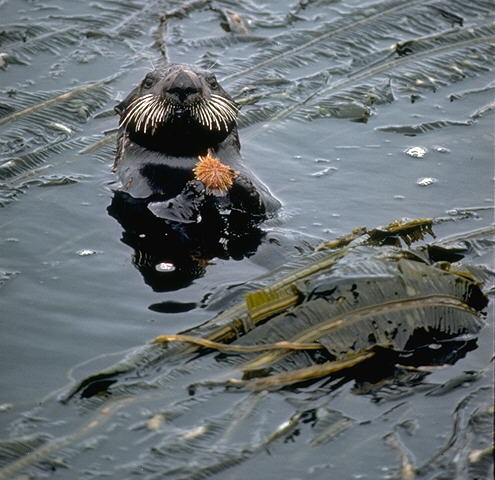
[165,70,203,104]
[117,64,239,153]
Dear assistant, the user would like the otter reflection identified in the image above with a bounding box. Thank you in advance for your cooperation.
[108,189,267,291]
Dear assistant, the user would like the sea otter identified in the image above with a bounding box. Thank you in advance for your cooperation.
[112,63,280,222]
[109,64,281,291]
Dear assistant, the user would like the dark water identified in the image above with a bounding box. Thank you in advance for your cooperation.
[0,0,493,478]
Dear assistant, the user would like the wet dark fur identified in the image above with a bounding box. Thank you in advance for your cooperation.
[109,64,280,290]
[113,63,279,214]
[115,64,239,157]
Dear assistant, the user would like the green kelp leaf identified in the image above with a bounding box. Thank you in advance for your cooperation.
[195,247,350,341]
[36,173,89,187]
[190,219,476,353]
[236,101,286,129]
[366,218,435,246]
[78,134,116,164]
[187,0,493,131]
[148,225,488,391]
[153,334,321,354]
[230,249,486,381]
[202,219,434,339]
[470,101,495,119]
[232,348,381,391]
[315,218,436,250]
[315,227,368,251]
[245,284,302,324]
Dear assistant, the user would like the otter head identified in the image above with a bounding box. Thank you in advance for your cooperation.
[115,64,239,156]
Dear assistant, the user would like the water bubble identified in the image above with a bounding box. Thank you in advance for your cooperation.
[311,166,338,177]
[434,146,450,153]
[416,177,438,186]
[77,249,96,256]
[405,146,427,158]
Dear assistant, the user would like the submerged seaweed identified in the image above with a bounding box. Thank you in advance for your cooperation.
[0,221,492,480]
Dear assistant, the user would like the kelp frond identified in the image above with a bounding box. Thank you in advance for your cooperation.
[234,347,380,391]
[152,334,322,353]
[367,218,435,246]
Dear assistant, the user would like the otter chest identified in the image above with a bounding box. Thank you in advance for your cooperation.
[117,142,199,199]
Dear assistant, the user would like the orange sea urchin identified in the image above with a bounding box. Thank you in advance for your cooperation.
[193,153,237,193]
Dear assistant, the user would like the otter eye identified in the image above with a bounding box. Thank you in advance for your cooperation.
[142,75,154,89]
[206,75,218,89]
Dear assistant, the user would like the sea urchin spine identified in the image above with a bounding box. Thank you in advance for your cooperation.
[193,153,237,193]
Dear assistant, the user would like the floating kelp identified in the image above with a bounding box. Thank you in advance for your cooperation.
[158,221,486,392]
[36,239,478,393]
[226,3,495,126]
[376,119,473,135]
[0,221,491,480]
[0,82,114,206]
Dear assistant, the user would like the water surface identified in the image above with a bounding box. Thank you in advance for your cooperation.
[0,0,493,478]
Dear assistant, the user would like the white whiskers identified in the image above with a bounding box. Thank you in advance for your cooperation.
[119,92,238,134]
[193,94,238,132]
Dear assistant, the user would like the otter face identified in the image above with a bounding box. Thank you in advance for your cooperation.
[116,64,239,155]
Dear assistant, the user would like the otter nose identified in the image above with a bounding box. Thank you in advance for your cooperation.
[167,71,200,102]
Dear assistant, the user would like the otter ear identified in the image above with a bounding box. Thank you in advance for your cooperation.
[114,86,139,116]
